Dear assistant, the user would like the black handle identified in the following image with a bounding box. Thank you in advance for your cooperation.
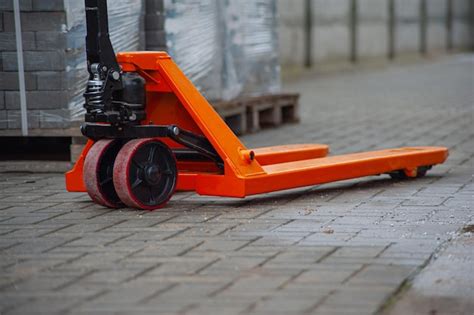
[84,0,121,77]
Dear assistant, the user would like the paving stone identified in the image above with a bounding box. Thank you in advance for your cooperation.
[3,11,66,32]
[217,274,293,297]
[347,264,416,286]
[294,267,358,285]
[0,32,36,51]
[2,51,65,72]
[252,294,321,314]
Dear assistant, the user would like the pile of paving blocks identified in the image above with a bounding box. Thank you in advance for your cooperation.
[0,1,73,130]
[0,0,144,131]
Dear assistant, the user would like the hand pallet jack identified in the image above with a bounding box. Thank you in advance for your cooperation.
[66,0,448,210]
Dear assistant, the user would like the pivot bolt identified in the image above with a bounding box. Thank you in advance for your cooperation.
[172,126,180,136]
[111,71,120,81]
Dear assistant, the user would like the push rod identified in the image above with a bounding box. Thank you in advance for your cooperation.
[84,0,121,76]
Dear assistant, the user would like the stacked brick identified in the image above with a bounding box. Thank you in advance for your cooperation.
[0,0,144,131]
[0,0,74,130]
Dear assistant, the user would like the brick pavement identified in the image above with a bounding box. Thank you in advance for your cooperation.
[385,229,474,315]
[0,54,472,315]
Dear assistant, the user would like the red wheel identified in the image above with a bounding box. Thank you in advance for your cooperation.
[84,139,124,208]
[113,138,177,210]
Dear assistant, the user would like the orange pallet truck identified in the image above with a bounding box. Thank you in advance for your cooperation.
[66,0,448,210]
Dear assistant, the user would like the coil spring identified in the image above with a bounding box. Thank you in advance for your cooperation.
[85,80,105,113]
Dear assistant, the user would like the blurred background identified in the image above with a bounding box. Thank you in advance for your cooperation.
[0,0,472,164]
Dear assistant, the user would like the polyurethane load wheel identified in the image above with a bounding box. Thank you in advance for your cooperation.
[113,138,178,210]
[389,165,432,180]
[83,139,125,208]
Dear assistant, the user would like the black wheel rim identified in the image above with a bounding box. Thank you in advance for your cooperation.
[97,140,124,206]
[128,141,177,207]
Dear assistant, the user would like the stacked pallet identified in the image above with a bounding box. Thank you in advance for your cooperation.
[0,0,143,132]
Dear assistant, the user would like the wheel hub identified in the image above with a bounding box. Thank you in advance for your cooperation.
[144,164,161,185]
[113,138,178,210]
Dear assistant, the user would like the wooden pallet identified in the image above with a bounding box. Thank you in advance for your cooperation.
[245,93,300,132]
[212,93,300,134]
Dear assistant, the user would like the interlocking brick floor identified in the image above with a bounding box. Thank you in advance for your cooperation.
[0,55,472,315]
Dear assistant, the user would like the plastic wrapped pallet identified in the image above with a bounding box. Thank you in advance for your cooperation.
[0,0,144,130]
[163,0,223,101]
[220,0,281,100]
[161,0,281,101]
